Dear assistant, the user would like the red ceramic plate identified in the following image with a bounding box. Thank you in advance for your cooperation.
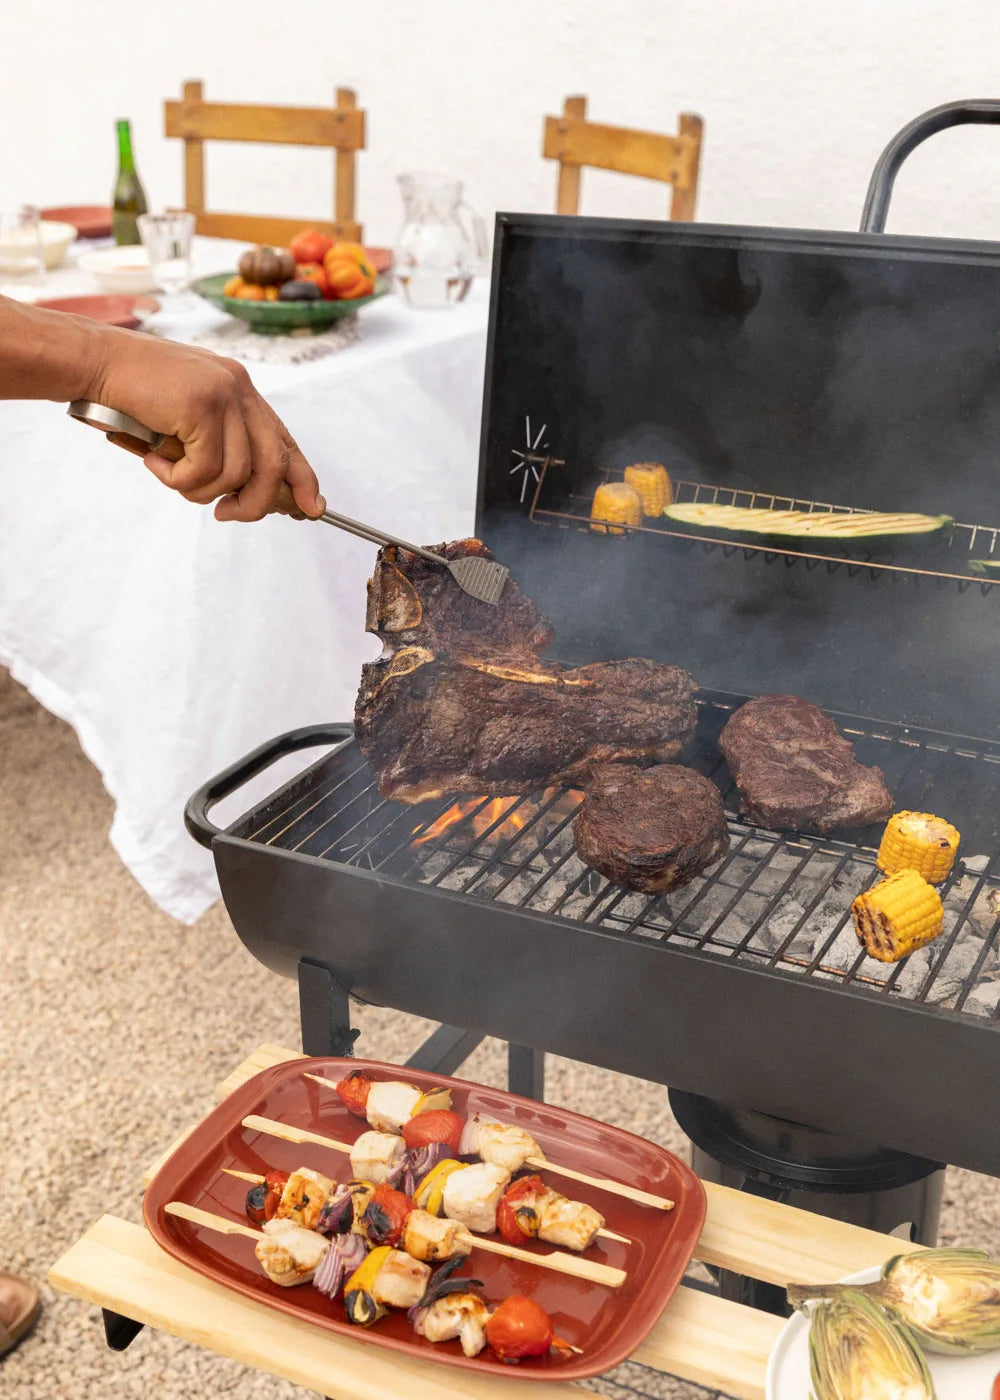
[40,205,113,239]
[365,246,393,274]
[35,294,159,329]
[144,1056,706,1382]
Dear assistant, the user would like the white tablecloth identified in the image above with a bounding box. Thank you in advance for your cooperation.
[0,238,488,921]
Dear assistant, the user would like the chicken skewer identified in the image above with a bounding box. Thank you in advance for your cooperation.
[304,1072,675,1211]
[164,1203,579,1361]
[219,1156,626,1288]
[223,1164,630,1248]
[242,1112,631,1244]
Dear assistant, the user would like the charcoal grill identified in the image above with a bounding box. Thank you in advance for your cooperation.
[188,102,1000,1313]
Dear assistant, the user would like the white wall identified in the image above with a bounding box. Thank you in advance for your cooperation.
[5,0,1000,247]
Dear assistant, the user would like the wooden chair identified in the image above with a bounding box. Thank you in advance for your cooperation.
[543,95,703,222]
[164,81,366,245]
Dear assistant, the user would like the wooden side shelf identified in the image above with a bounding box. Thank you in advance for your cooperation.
[50,1043,920,1400]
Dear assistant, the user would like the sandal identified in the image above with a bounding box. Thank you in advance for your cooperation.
[0,1273,41,1359]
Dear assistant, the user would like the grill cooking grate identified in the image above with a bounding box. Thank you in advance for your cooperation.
[527,468,1000,592]
[237,695,1000,1023]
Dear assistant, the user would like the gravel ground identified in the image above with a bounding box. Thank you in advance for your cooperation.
[3,666,999,1400]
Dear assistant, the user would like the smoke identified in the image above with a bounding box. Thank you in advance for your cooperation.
[480,218,1000,740]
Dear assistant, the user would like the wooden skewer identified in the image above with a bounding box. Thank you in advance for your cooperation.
[172,1187,625,1290]
[303,1073,676,1212]
[166,1200,262,1240]
[221,1165,632,1246]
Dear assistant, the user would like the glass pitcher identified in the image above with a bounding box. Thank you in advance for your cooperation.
[393,172,487,309]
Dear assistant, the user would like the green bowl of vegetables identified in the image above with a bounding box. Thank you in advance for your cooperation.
[192,272,389,336]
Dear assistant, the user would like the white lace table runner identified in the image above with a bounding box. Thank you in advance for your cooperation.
[190,314,360,364]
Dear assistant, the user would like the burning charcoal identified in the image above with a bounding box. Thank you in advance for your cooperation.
[962,982,1000,1017]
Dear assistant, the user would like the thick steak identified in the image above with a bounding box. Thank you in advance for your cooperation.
[355,539,698,803]
[719,694,893,833]
[574,763,730,893]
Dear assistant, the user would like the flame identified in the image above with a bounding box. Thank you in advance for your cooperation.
[410,786,584,848]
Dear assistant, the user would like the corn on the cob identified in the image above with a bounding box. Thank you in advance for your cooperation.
[623,462,673,516]
[590,482,642,535]
[876,810,960,883]
[851,869,944,963]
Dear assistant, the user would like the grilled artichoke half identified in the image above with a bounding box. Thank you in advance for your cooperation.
[807,1290,934,1400]
[790,1247,1000,1357]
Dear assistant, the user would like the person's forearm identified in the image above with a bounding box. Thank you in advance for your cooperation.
[0,294,111,402]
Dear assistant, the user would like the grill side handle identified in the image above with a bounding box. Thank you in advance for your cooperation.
[861,98,1000,233]
[184,724,354,848]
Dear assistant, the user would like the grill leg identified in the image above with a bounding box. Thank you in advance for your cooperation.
[406,1024,485,1075]
[297,958,360,1058]
[507,1044,545,1100]
[102,1308,144,1351]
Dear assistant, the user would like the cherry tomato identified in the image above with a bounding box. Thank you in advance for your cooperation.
[361,1184,414,1246]
[991,1372,1000,1400]
[496,1175,547,1245]
[263,1169,289,1221]
[289,228,334,265]
[336,1071,373,1117]
[486,1296,555,1362]
[401,1109,464,1152]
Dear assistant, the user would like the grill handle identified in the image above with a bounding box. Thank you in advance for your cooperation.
[184,724,354,848]
[861,98,1000,233]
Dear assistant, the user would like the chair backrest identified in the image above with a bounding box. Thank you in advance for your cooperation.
[543,95,703,221]
[164,80,366,245]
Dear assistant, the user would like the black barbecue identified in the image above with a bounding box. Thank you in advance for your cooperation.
[186,103,1000,1315]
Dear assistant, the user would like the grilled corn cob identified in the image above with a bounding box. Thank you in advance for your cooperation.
[590,482,642,536]
[851,870,944,963]
[623,462,673,516]
[877,810,960,883]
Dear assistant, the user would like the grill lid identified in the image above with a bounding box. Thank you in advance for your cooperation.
[478,215,1000,740]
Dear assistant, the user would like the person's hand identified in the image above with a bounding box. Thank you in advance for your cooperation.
[87,327,325,522]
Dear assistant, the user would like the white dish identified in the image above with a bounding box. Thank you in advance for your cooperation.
[0,219,76,270]
[767,1265,999,1399]
[77,244,157,294]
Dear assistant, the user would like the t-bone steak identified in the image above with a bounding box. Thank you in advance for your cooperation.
[574,763,730,893]
[719,693,893,834]
[354,539,698,803]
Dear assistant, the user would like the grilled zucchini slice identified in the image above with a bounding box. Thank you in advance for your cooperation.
[662,503,953,549]
[969,558,1000,576]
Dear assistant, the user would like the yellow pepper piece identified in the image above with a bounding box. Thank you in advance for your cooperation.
[413,1159,464,1215]
[412,1086,453,1116]
[876,811,960,884]
[343,1244,391,1326]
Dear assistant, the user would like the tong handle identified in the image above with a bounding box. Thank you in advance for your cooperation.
[317,508,445,566]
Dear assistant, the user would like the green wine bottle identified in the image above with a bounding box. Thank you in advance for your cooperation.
[112,119,148,246]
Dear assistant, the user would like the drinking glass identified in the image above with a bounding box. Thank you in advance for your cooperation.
[0,207,44,293]
[138,211,195,304]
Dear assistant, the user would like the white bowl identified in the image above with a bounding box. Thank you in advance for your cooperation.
[77,245,157,294]
[0,219,76,271]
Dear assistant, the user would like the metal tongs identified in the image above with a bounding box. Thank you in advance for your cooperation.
[67,399,510,606]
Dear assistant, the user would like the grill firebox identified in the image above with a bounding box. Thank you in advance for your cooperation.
[191,688,1000,1178]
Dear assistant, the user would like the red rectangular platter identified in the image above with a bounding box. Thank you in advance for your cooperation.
[144,1056,706,1382]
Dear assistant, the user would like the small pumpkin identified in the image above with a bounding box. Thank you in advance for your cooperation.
[238,245,296,286]
[223,275,243,297]
[323,242,376,300]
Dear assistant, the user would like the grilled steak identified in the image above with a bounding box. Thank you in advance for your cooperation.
[719,694,893,833]
[574,763,729,893]
[355,539,698,803]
